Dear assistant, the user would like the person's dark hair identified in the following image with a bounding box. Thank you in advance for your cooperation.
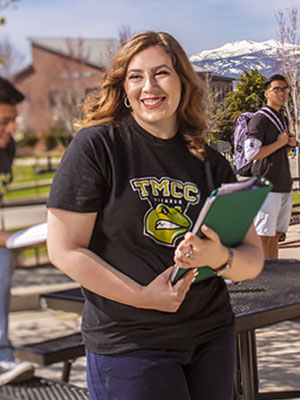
[75,31,207,160]
[265,74,287,90]
[0,77,24,105]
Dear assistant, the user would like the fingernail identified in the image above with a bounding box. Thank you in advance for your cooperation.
[193,269,199,277]
[203,224,208,231]
[193,268,198,274]
[192,276,196,283]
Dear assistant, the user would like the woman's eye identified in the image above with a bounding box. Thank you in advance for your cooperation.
[156,70,169,76]
[128,74,142,80]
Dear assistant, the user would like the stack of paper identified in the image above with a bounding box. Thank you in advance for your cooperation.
[6,223,47,249]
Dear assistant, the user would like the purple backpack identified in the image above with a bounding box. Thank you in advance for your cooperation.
[233,107,287,176]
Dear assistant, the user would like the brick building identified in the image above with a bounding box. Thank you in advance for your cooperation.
[13,37,119,149]
[13,38,233,151]
[193,64,234,100]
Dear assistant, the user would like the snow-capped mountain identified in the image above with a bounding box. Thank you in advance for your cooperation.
[190,39,300,79]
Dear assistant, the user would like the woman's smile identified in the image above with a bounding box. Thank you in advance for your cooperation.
[141,96,166,108]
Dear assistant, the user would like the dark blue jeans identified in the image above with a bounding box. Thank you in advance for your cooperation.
[86,327,236,400]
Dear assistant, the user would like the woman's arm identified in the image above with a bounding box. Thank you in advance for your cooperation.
[47,207,195,313]
[174,223,264,282]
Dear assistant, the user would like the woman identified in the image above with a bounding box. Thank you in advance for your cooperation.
[47,31,264,400]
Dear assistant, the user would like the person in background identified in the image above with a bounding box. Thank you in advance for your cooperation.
[245,74,297,258]
[0,78,34,385]
[47,31,264,400]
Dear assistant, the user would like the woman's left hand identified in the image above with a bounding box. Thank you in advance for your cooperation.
[173,225,229,271]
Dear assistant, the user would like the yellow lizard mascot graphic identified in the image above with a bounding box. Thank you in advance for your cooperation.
[145,204,190,245]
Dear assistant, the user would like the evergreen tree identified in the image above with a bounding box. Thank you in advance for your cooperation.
[216,69,266,143]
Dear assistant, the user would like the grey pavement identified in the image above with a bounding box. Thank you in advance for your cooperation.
[0,204,47,230]
[13,156,62,167]
[9,264,86,387]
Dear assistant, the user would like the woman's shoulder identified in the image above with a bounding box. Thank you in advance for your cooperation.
[205,145,236,184]
[70,123,125,151]
[74,124,115,141]
[205,144,230,164]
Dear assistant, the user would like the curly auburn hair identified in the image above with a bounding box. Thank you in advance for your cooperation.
[74,31,208,160]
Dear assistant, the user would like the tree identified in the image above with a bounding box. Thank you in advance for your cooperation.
[0,0,20,24]
[216,69,266,143]
[118,25,135,46]
[275,7,300,179]
[0,36,24,76]
[275,7,300,135]
[50,38,92,139]
[202,72,225,143]
[0,0,23,74]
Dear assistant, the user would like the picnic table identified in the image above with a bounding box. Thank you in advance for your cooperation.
[40,259,300,400]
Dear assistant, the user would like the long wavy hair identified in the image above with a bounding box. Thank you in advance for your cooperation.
[74,31,207,160]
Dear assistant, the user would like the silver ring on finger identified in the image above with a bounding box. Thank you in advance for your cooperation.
[185,249,193,259]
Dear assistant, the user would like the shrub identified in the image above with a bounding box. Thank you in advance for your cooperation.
[16,127,39,149]
[43,122,73,151]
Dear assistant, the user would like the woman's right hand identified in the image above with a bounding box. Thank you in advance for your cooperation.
[139,266,196,313]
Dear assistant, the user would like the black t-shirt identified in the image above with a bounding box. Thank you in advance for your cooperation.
[247,105,292,192]
[48,117,236,355]
[0,137,15,197]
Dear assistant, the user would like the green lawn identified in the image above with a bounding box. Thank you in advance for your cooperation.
[2,158,59,200]
[11,165,56,183]
[293,191,300,205]
[3,185,52,200]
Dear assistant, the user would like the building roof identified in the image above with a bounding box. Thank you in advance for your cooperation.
[29,37,120,68]
[192,64,234,81]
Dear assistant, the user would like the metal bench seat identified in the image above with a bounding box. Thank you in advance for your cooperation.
[0,376,89,400]
[15,332,85,382]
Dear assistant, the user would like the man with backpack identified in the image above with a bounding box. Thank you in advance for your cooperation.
[242,74,296,258]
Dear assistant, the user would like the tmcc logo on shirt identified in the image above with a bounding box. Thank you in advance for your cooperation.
[130,177,200,247]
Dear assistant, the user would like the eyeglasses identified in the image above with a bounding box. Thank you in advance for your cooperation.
[268,86,290,94]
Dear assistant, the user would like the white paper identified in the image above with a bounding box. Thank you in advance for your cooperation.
[6,223,47,249]
[217,176,259,195]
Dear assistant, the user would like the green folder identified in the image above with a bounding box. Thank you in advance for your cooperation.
[170,176,273,284]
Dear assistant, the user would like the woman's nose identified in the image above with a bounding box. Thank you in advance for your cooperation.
[143,75,157,91]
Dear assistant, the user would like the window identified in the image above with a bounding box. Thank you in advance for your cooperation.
[48,90,68,107]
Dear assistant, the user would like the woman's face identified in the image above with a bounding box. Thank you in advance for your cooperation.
[124,46,182,139]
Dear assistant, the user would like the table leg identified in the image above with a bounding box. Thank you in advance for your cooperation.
[237,330,259,400]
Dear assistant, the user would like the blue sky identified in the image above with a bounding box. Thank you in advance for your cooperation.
[1,0,298,66]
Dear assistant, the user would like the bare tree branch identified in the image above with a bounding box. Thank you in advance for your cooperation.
[118,25,135,46]
[0,36,25,76]
[275,7,300,136]
[50,38,92,138]
[0,0,20,8]
[275,6,300,179]
[0,0,20,24]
